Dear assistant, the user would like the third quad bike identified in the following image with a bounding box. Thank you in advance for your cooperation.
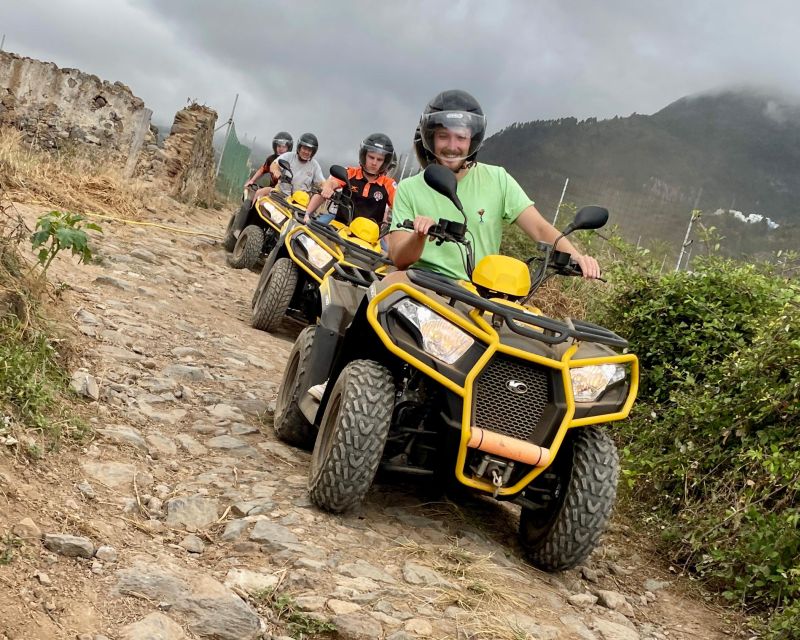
[250,165,392,332]
[274,164,639,571]
[223,160,310,270]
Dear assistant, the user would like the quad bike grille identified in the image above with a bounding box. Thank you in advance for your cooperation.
[473,355,551,441]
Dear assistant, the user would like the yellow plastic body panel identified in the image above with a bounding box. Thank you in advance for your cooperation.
[365,281,639,496]
[472,255,531,297]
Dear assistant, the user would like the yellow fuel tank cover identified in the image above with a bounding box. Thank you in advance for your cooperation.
[347,217,380,245]
[289,190,310,208]
[472,255,531,297]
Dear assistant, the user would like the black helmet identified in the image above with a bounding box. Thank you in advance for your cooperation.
[359,133,395,176]
[297,132,319,158]
[415,89,486,169]
[272,131,293,153]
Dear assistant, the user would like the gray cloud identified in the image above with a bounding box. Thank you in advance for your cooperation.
[2,0,799,166]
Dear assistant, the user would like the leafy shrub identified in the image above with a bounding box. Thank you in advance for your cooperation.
[598,256,791,402]
[601,256,800,637]
[31,211,102,276]
[1,208,90,452]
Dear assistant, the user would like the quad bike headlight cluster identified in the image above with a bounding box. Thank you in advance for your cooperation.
[261,202,287,225]
[394,299,474,365]
[297,233,334,271]
[570,364,626,402]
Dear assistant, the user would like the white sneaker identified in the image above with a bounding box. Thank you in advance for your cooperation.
[307,381,327,401]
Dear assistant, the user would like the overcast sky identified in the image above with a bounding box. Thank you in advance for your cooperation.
[2,0,799,167]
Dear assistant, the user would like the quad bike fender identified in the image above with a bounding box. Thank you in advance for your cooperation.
[259,240,291,284]
[311,299,402,426]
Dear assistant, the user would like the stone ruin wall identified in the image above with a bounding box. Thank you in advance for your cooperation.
[135,104,218,206]
[0,51,217,205]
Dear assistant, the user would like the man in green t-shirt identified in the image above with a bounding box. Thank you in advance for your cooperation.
[387,90,600,281]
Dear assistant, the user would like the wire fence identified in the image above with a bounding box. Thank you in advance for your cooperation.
[215,122,252,199]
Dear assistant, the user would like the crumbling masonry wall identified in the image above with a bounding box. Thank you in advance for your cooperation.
[0,51,218,205]
[0,51,151,161]
[136,104,218,205]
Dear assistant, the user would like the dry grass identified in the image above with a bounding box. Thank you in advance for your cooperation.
[392,538,554,639]
[0,127,151,221]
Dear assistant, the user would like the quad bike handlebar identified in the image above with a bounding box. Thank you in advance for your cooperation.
[398,218,467,245]
[527,250,607,283]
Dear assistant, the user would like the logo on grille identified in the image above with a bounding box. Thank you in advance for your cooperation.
[506,379,528,394]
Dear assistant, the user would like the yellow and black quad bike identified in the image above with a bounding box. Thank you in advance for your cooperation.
[250,165,392,332]
[224,160,311,271]
[274,164,639,571]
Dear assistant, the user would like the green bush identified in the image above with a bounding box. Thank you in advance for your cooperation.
[1,210,91,452]
[598,257,791,403]
[601,257,800,637]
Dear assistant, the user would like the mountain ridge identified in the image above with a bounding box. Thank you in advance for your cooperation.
[481,87,800,257]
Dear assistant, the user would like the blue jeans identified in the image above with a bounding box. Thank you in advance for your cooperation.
[314,212,335,225]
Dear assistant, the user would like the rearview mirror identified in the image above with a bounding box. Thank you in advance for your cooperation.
[571,206,608,231]
[330,164,350,188]
[278,159,291,171]
[423,164,464,213]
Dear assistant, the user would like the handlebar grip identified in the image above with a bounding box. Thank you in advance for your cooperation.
[568,261,606,282]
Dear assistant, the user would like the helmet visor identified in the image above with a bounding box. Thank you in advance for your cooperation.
[273,138,291,147]
[420,110,486,162]
[362,142,390,156]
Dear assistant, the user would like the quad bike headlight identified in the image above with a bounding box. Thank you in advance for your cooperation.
[570,364,626,402]
[394,299,473,365]
[261,202,287,225]
[297,233,334,271]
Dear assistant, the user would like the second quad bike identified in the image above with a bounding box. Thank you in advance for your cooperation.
[250,165,392,332]
[273,164,639,571]
[223,160,310,270]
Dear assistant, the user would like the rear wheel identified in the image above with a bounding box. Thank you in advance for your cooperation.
[251,257,298,331]
[273,326,316,449]
[228,225,264,270]
[308,360,394,513]
[519,427,619,572]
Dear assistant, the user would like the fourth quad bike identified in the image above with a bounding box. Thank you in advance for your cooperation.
[223,160,310,270]
[274,164,639,571]
[250,165,392,332]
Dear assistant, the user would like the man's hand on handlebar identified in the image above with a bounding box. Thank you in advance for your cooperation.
[400,216,436,238]
[572,254,601,280]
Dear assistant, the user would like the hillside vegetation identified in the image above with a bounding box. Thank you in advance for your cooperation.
[481,88,800,260]
[587,231,800,638]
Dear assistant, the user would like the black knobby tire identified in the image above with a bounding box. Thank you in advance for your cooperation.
[228,225,264,270]
[519,427,619,572]
[222,214,237,252]
[251,257,298,331]
[308,360,395,513]
[252,261,270,309]
[273,326,316,449]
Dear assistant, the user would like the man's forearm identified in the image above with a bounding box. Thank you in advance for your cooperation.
[388,232,426,269]
[306,193,325,213]
[248,166,266,183]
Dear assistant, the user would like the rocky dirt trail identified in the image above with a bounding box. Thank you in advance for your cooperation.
[0,200,739,640]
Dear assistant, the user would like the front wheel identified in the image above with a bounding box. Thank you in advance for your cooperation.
[222,214,237,252]
[251,257,298,331]
[308,360,394,513]
[519,427,619,572]
[228,225,264,270]
[273,326,316,449]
